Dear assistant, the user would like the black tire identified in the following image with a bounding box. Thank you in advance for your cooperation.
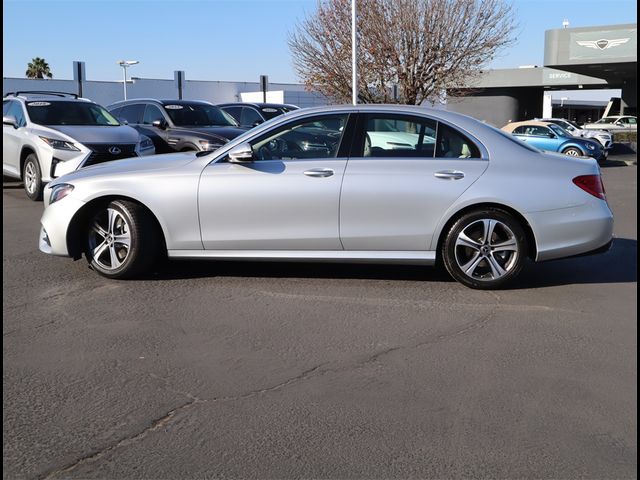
[23,153,43,201]
[441,208,528,290]
[562,147,583,157]
[85,200,162,279]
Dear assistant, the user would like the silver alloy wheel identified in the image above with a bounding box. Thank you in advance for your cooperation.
[565,149,580,156]
[88,208,132,270]
[454,219,519,281]
[24,162,37,194]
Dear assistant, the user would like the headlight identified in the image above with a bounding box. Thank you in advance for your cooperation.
[585,143,596,150]
[49,183,74,204]
[139,137,154,149]
[39,136,80,151]
[198,140,224,151]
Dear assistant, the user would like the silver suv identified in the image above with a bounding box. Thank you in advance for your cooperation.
[3,91,155,200]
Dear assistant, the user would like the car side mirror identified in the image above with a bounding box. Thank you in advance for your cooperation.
[228,142,254,163]
[547,132,556,138]
[120,119,129,125]
[3,115,18,128]
[152,119,167,129]
[252,120,263,127]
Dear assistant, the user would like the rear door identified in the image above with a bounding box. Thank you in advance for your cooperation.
[339,113,488,251]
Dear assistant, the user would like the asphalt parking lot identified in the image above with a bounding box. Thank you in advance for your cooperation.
[3,158,637,479]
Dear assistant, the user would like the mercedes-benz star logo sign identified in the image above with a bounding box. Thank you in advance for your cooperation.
[108,146,122,155]
[576,38,630,50]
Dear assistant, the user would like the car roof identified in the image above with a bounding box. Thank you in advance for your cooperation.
[501,120,553,132]
[108,98,216,108]
[3,91,92,102]
[218,102,299,109]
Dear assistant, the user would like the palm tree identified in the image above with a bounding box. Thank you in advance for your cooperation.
[25,57,53,79]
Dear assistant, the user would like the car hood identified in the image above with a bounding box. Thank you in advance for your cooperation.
[574,137,602,148]
[48,125,140,144]
[172,126,249,141]
[51,151,197,186]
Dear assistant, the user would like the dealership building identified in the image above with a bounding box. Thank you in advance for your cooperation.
[448,23,637,126]
[2,23,636,127]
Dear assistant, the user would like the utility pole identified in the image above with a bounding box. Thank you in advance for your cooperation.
[352,0,357,105]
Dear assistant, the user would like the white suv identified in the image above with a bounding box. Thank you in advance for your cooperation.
[583,115,637,131]
[3,91,154,200]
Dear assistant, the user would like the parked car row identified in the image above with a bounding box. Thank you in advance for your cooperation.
[3,91,298,200]
[500,114,637,161]
[501,119,610,162]
[3,92,156,200]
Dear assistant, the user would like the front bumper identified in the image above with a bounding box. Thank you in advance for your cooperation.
[39,196,86,257]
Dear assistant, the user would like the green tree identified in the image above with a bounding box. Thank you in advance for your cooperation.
[25,57,53,79]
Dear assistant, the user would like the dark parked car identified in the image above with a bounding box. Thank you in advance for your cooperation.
[218,102,299,128]
[107,99,247,153]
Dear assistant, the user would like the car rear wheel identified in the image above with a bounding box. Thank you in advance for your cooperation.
[562,147,583,157]
[442,209,528,289]
[23,154,43,201]
[85,200,161,279]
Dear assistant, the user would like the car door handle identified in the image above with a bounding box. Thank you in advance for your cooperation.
[434,170,465,180]
[304,168,334,178]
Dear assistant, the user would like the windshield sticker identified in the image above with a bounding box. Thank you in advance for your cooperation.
[165,105,183,110]
[27,101,51,106]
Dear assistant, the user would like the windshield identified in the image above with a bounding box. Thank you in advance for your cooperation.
[548,124,570,137]
[554,120,576,131]
[260,105,298,120]
[595,117,618,124]
[163,103,238,127]
[26,101,120,126]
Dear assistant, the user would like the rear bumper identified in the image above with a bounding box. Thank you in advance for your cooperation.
[528,200,614,262]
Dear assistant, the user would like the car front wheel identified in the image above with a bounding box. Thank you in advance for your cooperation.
[442,209,528,289]
[23,153,43,201]
[562,147,583,157]
[85,200,161,279]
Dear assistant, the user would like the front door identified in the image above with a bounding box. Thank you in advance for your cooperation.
[198,113,351,250]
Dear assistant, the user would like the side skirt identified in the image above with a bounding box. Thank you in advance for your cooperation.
[167,250,437,265]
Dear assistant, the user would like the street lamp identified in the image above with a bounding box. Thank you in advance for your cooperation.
[117,60,139,100]
[351,0,357,105]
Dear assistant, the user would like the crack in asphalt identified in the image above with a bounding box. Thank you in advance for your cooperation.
[39,398,201,480]
[39,292,501,479]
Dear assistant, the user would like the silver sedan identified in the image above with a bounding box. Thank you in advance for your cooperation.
[38,105,614,289]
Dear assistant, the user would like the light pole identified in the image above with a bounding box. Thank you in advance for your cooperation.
[351,0,357,105]
[117,60,139,100]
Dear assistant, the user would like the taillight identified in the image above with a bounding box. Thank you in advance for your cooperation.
[573,175,606,200]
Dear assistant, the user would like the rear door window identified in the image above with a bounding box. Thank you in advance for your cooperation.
[356,114,438,158]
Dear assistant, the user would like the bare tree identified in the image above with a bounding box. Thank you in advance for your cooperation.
[289,0,516,104]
